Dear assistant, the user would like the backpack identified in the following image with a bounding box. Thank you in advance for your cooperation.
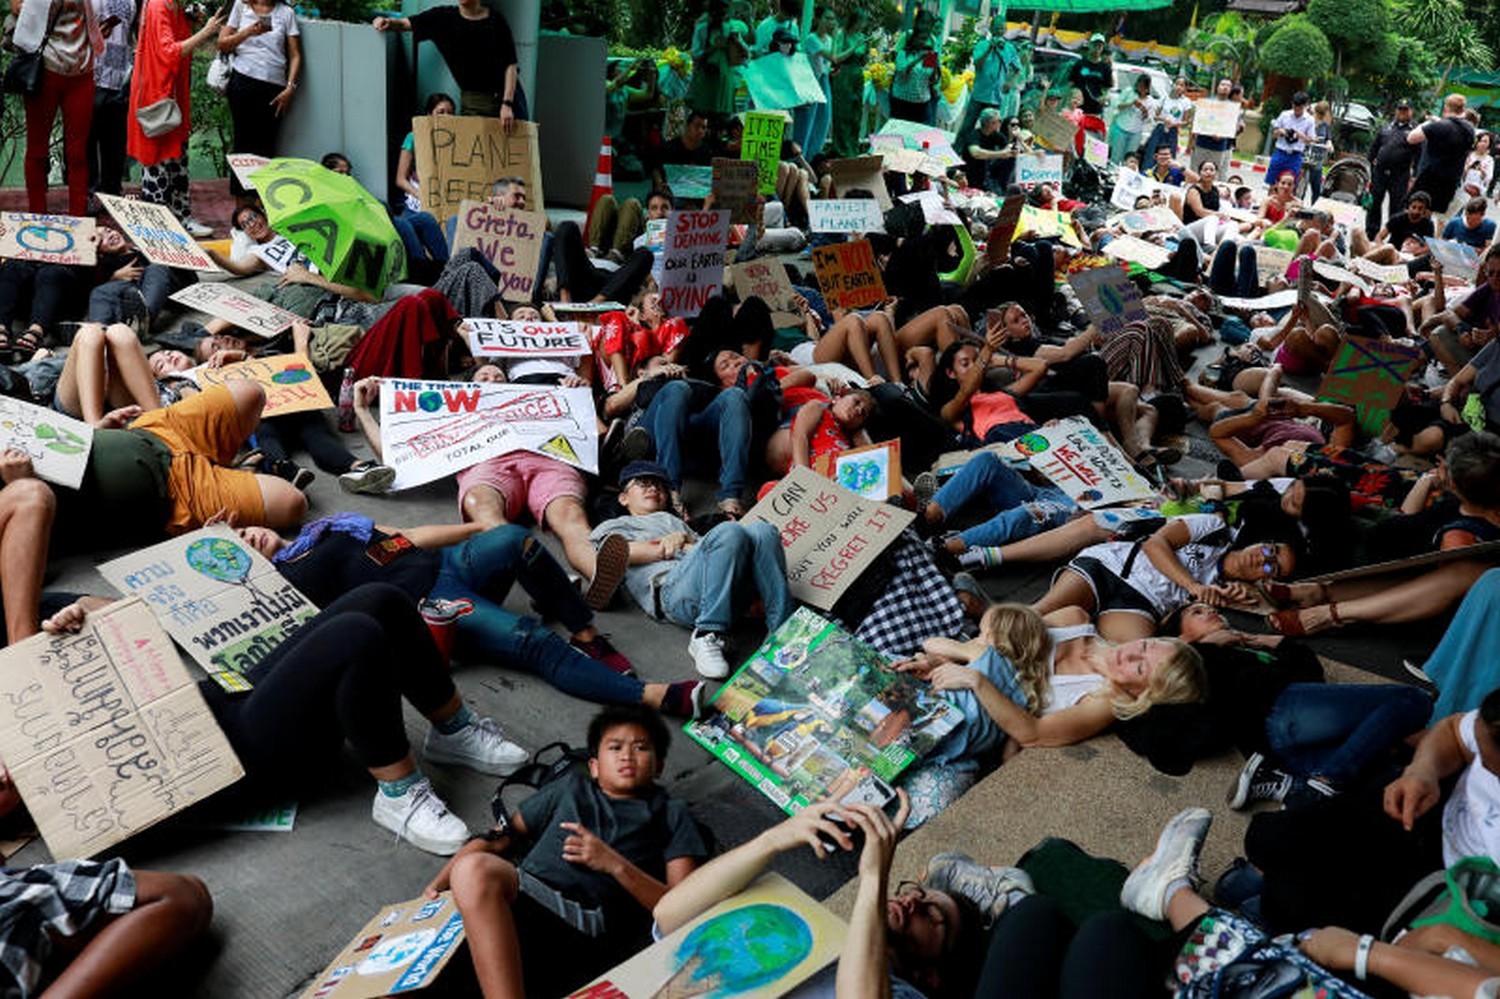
[490,741,590,826]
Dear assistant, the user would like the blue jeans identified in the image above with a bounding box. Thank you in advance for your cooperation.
[1209,241,1259,298]
[659,521,790,634]
[87,263,193,322]
[393,210,450,263]
[429,525,644,705]
[643,380,751,501]
[1264,683,1432,787]
[932,452,1077,548]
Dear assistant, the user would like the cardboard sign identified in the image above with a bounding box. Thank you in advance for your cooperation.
[567,874,845,999]
[1350,257,1412,286]
[827,155,891,210]
[168,281,303,336]
[663,164,713,202]
[811,238,887,311]
[299,893,466,999]
[1316,336,1423,436]
[813,439,902,501]
[1426,236,1482,276]
[1068,265,1148,338]
[1032,110,1078,152]
[0,397,92,489]
[728,258,800,321]
[226,153,271,191]
[686,607,958,810]
[659,210,730,319]
[898,189,960,226]
[744,465,913,609]
[808,199,887,233]
[97,194,219,271]
[742,111,786,195]
[1312,259,1370,293]
[411,116,543,223]
[465,319,590,359]
[1084,136,1110,168]
[0,598,244,860]
[1110,168,1165,212]
[99,526,321,679]
[1015,152,1064,187]
[379,379,599,489]
[449,201,546,302]
[0,212,95,265]
[1011,418,1156,509]
[875,119,961,167]
[1118,205,1180,234]
[711,157,761,224]
[986,193,1026,263]
[1218,288,1301,311]
[191,353,335,418]
[1311,197,1367,233]
[1254,246,1296,285]
[547,300,627,315]
[1191,99,1239,138]
[742,51,825,110]
[1102,234,1171,270]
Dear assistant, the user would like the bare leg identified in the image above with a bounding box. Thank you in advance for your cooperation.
[449,853,527,999]
[0,479,54,643]
[56,323,107,424]
[813,314,880,378]
[1032,566,1098,617]
[254,475,308,528]
[1289,561,1489,632]
[764,428,793,477]
[101,323,161,413]
[1106,383,1148,458]
[1164,885,1212,933]
[41,870,212,999]
[998,515,1110,564]
[543,496,597,580]
[1096,610,1158,643]
[895,305,972,354]
[864,310,902,379]
[461,484,510,529]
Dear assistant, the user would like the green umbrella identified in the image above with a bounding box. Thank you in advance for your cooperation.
[248,158,406,296]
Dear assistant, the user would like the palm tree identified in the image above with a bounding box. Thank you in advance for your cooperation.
[1396,0,1494,91]
[1181,12,1258,87]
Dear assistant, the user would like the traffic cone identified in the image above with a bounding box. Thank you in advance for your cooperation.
[585,137,613,231]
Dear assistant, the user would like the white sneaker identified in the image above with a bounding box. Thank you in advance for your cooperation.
[424,717,528,776]
[1120,807,1212,921]
[338,463,396,495]
[181,216,214,238]
[688,630,731,679]
[371,778,469,855]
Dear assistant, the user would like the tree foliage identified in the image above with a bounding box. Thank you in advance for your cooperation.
[1260,15,1334,80]
[1308,0,1388,48]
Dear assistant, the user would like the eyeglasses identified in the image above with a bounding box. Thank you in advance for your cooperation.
[1257,544,1282,578]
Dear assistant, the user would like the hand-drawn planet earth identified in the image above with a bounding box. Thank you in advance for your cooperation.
[270,365,313,384]
[184,537,253,583]
[674,903,812,994]
[1013,432,1050,457]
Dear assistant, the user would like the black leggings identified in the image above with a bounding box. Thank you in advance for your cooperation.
[974,895,1165,999]
[0,261,84,333]
[204,584,455,775]
[226,71,287,198]
[552,221,654,303]
[256,411,358,475]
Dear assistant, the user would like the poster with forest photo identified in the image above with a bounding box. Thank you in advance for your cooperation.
[686,608,961,814]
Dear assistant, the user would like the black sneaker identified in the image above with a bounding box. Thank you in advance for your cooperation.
[1226,752,1294,810]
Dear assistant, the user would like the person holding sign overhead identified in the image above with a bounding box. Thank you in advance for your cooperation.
[372,0,524,126]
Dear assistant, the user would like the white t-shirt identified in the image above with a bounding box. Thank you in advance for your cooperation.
[226,1,299,86]
[1442,711,1500,867]
[1081,513,1233,617]
[1159,94,1193,129]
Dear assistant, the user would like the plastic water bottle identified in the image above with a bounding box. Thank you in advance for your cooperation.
[336,367,357,432]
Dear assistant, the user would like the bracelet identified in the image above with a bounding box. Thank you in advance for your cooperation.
[502,98,514,106]
[286,81,298,88]
[1353,934,1374,981]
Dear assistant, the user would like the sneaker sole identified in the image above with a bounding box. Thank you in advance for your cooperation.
[290,468,316,491]
[585,533,629,611]
[1121,807,1212,920]
[914,471,938,510]
[340,465,397,495]
[1403,658,1432,684]
[1226,752,1264,810]
[371,809,467,856]
[422,743,527,777]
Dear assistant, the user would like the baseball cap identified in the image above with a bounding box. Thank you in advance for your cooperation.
[1395,98,1412,109]
[619,460,671,488]
[1089,32,1105,42]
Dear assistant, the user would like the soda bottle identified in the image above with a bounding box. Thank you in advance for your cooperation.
[336,367,357,432]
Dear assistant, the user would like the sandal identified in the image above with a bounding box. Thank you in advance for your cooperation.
[11,328,41,356]
[1262,580,1328,608]
[1266,602,1341,636]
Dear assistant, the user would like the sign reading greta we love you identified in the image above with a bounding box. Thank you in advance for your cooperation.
[99,526,320,681]
[449,201,546,302]
[0,597,244,860]
[0,212,96,265]
[97,194,219,271]
[411,116,544,222]
[465,319,591,359]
